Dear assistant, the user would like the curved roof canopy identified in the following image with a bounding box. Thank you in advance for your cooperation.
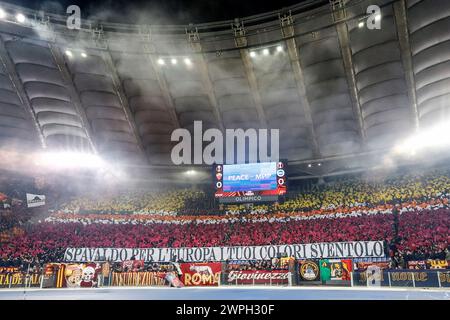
[0,0,449,180]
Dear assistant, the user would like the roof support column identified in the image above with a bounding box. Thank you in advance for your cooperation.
[187,29,225,132]
[393,0,419,130]
[100,50,147,156]
[335,22,366,144]
[48,44,97,154]
[280,13,320,157]
[0,37,46,148]
[232,19,268,128]
[141,39,181,130]
[239,49,268,128]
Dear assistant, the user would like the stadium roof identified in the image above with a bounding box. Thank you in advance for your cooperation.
[0,0,449,181]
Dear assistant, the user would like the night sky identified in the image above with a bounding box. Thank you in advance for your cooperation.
[5,0,313,24]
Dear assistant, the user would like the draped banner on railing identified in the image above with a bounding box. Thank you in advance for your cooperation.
[63,241,384,263]
[111,272,167,287]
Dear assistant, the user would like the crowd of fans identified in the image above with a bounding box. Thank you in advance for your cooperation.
[1,168,450,270]
[58,189,211,216]
[0,212,396,261]
[53,170,450,218]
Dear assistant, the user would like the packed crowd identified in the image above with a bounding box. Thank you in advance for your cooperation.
[0,211,392,263]
[54,170,450,218]
[1,168,450,269]
[3,208,449,266]
[58,189,212,216]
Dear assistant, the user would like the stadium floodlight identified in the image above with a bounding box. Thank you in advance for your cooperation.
[186,170,196,175]
[358,21,364,28]
[308,164,312,168]
[15,13,25,23]
[171,58,178,65]
[0,8,6,19]
[81,52,87,58]
[249,51,257,58]
[65,50,73,57]
[184,58,192,66]
[393,120,450,156]
[157,58,165,65]
[318,163,322,166]
[276,45,283,52]
[35,151,105,169]
[262,48,270,56]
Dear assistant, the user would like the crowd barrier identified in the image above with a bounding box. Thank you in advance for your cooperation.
[110,271,166,287]
[2,270,449,289]
[1,260,450,289]
[352,270,450,288]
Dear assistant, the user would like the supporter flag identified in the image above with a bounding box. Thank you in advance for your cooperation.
[122,260,144,271]
[0,193,10,209]
[2,199,11,209]
[26,193,45,208]
[319,259,331,281]
[341,259,352,280]
[328,259,353,280]
[426,260,449,269]
[298,260,320,281]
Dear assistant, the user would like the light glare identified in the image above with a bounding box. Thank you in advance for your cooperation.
[36,152,104,169]
[16,13,25,23]
[0,9,6,19]
[184,58,192,66]
[393,120,450,156]
[171,58,177,65]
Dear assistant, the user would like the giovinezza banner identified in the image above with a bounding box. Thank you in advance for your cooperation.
[63,241,384,263]
[227,270,289,285]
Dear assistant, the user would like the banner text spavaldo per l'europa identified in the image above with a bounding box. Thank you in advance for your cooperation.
[64,241,384,263]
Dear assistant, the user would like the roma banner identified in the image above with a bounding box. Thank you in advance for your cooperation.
[112,272,167,287]
[226,270,289,285]
[64,240,385,262]
[180,262,221,286]
[298,260,320,281]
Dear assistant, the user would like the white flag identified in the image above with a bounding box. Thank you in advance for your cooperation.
[26,193,45,208]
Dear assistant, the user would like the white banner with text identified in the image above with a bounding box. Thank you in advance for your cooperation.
[63,241,385,263]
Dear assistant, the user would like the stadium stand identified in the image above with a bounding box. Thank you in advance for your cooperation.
[1,169,450,268]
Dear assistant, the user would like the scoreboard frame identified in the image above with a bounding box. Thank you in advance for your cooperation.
[213,160,287,204]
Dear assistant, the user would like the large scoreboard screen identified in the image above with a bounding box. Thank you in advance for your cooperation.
[214,161,287,203]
